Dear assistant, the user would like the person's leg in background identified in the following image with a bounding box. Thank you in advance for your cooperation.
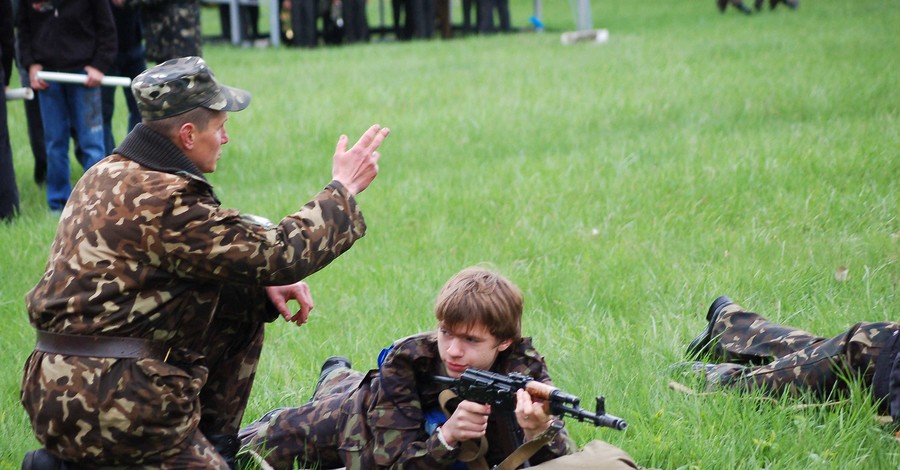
[0,69,20,220]
[291,0,319,47]
[38,82,74,211]
[120,45,148,133]
[496,0,510,32]
[15,60,47,185]
[477,0,496,33]
[67,84,106,170]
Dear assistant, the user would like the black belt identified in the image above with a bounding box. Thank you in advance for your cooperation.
[35,330,170,361]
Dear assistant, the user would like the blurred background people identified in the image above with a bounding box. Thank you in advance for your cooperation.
[10,0,47,186]
[341,0,369,43]
[392,0,435,40]
[218,2,260,44]
[128,0,201,63]
[477,0,511,33]
[16,0,116,212]
[285,0,318,47]
[717,0,751,14]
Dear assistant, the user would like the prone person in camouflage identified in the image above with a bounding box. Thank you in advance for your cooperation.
[680,296,899,423]
[126,0,202,63]
[20,56,390,469]
[239,266,638,469]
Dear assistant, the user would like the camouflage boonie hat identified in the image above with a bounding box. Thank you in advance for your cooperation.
[131,56,251,121]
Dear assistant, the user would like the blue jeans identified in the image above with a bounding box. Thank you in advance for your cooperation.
[39,79,106,210]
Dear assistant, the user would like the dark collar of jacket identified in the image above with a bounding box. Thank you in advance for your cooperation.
[113,123,220,202]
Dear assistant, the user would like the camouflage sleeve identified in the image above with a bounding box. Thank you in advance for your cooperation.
[369,336,463,468]
[159,180,366,286]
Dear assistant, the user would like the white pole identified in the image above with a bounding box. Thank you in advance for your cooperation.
[35,71,132,88]
[5,87,35,101]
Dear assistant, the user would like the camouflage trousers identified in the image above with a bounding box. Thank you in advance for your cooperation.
[21,320,265,468]
[705,303,899,408]
[239,367,362,469]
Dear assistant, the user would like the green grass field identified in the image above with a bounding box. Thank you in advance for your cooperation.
[1,0,898,467]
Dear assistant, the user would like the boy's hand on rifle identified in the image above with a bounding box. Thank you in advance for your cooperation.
[440,400,491,447]
[515,388,553,441]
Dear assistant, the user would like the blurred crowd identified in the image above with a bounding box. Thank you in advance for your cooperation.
[1,0,517,221]
[717,0,798,15]
[220,0,516,47]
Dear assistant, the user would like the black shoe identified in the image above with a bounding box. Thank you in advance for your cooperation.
[784,0,798,9]
[22,449,71,470]
[754,0,764,10]
[310,356,351,401]
[686,296,734,359]
[716,0,728,12]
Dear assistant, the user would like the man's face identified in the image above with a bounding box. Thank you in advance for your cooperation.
[186,112,229,173]
[437,321,512,378]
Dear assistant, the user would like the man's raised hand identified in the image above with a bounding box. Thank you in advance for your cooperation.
[332,124,390,196]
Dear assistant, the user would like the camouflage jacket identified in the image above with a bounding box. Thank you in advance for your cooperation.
[26,122,366,344]
[126,0,201,63]
[339,333,576,469]
[22,123,367,462]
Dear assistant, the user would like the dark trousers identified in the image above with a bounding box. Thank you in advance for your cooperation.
[342,0,370,43]
[101,45,147,155]
[0,69,20,220]
[289,0,319,47]
[218,4,260,40]
[393,0,435,40]
[16,61,48,184]
[477,0,510,33]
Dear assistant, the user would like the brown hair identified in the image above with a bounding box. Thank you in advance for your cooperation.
[434,266,523,342]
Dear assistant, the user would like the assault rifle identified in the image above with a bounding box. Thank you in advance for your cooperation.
[433,368,627,431]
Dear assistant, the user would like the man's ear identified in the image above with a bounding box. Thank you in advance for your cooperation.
[497,338,513,352]
[178,123,196,150]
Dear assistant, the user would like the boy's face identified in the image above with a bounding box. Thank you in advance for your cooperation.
[437,321,512,378]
